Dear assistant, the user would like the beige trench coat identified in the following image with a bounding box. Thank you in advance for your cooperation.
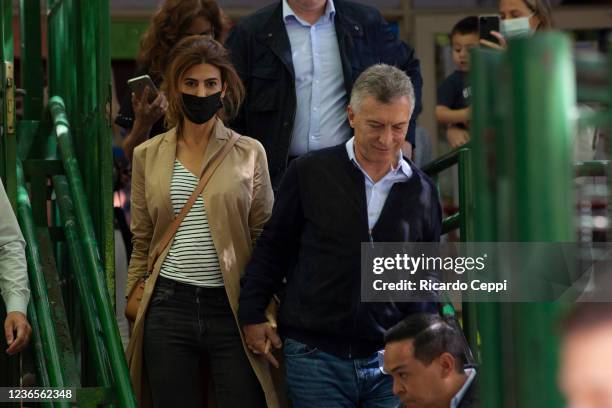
[125,118,280,407]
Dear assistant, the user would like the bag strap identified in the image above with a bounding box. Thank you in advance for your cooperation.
[147,132,240,272]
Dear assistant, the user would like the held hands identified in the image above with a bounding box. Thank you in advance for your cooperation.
[243,322,282,368]
[131,86,169,128]
[4,311,32,355]
[480,31,507,51]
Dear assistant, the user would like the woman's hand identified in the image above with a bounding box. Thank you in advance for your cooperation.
[480,30,507,51]
[132,86,168,128]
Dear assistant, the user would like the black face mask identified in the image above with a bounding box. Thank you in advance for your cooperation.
[181,92,223,124]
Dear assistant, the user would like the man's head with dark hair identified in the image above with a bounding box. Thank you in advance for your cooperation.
[559,302,612,408]
[383,313,471,408]
[449,17,479,72]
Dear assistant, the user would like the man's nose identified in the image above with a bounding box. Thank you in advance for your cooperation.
[378,126,393,144]
[392,379,403,396]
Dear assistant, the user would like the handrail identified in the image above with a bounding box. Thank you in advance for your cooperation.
[27,303,54,408]
[575,160,609,178]
[422,147,472,237]
[53,175,114,389]
[16,160,71,408]
[49,96,137,408]
[422,146,463,177]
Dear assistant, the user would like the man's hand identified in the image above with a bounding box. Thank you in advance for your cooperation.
[243,322,282,368]
[5,311,32,355]
[446,126,470,149]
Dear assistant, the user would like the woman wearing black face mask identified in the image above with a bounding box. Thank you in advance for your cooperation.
[125,36,280,408]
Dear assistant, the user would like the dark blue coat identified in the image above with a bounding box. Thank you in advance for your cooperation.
[226,0,423,186]
[238,145,441,359]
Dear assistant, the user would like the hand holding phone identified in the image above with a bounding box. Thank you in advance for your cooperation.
[479,15,500,44]
[127,75,159,104]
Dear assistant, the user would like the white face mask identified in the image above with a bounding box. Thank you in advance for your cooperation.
[500,14,535,39]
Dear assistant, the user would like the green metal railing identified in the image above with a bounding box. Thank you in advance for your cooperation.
[15,161,71,408]
[0,1,137,406]
[50,96,136,407]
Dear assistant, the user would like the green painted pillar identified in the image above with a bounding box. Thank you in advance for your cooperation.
[470,47,505,408]
[470,33,574,408]
[47,0,114,299]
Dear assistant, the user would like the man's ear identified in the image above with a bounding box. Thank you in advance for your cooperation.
[347,105,355,128]
[437,352,457,378]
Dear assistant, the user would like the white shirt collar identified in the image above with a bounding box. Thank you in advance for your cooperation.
[345,137,412,182]
[283,0,336,25]
[450,368,477,408]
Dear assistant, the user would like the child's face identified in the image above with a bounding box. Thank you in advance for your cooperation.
[451,32,480,72]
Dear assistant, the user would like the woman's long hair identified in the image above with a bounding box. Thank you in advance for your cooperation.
[162,36,245,135]
[137,0,224,81]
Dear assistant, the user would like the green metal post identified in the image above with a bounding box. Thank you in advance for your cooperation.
[27,303,54,408]
[76,0,115,301]
[19,0,44,120]
[501,33,574,408]
[457,147,479,355]
[16,161,71,408]
[53,175,114,390]
[470,47,504,407]
[49,97,137,408]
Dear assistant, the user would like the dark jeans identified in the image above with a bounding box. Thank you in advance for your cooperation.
[284,338,398,408]
[143,276,266,408]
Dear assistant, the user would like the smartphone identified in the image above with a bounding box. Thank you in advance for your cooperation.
[479,15,500,44]
[127,75,159,103]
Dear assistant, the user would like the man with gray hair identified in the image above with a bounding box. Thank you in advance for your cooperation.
[238,64,442,407]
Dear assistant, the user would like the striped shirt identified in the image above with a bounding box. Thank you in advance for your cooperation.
[159,160,224,287]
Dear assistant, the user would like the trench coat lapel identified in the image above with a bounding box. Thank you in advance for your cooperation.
[157,129,177,221]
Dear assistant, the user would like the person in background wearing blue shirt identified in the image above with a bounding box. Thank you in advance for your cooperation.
[225,0,423,187]
[435,16,479,149]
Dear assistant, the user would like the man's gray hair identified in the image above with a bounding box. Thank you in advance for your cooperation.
[349,64,415,113]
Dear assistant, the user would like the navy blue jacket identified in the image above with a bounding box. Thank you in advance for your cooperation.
[238,145,441,358]
[225,0,423,186]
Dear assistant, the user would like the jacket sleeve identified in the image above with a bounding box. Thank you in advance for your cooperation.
[0,180,29,315]
[248,142,274,246]
[126,146,153,295]
[225,26,249,135]
[239,160,304,325]
[374,13,423,147]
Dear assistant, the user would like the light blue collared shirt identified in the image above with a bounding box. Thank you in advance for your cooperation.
[345,137,412,230]
[283,0,352,156]
[451,368,477,408]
